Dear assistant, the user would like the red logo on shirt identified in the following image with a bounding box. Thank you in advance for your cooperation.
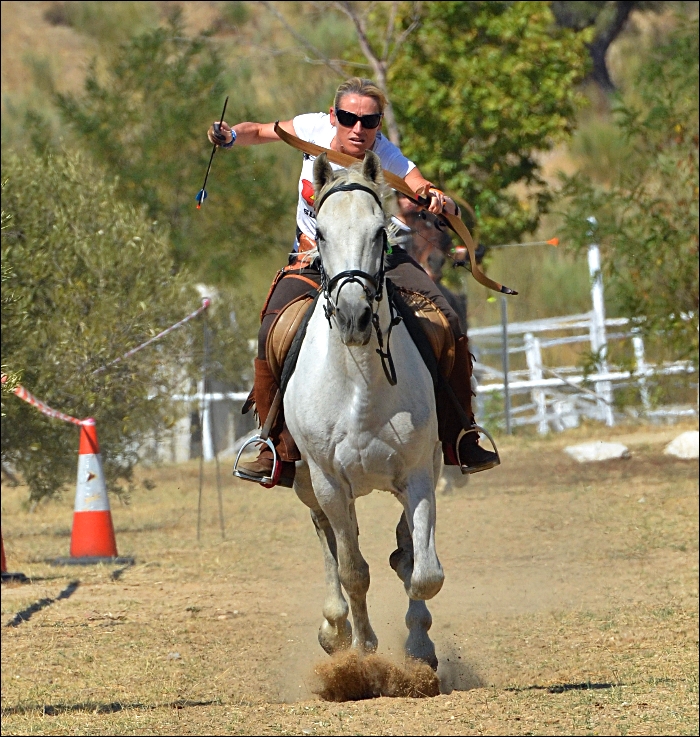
[301,179,316,206]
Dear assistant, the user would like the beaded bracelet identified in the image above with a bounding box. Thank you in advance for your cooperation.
[222,130,237,149]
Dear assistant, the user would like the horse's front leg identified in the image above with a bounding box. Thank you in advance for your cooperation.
[310,465,378,654]
[390,511,438,669]
[294,462,352,654]
[404,466,444,600]
[390,462,444,669]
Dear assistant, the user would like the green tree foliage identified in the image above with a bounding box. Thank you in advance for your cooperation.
[557,20,699,361]
[387,1,591,246]
[55,12,291,285]
[1,208,23,413]
[1,149,198,502]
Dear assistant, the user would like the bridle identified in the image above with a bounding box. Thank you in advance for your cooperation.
[315,181,402,386]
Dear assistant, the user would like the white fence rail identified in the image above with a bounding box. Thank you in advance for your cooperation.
[470,240,698,434]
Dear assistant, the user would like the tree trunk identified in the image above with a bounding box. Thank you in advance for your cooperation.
[588,0,637,92]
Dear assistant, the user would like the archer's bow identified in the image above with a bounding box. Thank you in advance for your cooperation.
[274,122,517,295]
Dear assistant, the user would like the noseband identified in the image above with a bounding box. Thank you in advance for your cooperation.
[315,182,402,385]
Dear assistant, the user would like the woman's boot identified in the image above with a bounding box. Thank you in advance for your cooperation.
[237,358,299,487]
[440,336,499,474]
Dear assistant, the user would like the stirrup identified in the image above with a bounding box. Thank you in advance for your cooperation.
[233,435,282,488]
[456,424,501,474]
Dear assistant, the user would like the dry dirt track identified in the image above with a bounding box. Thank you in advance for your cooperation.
[1,421,698,735]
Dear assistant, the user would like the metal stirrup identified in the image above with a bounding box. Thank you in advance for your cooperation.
[456,424,501,475]
[233,436,281,487]
[233,390,283,488]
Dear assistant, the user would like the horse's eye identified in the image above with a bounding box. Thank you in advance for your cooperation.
[316,230,324,242]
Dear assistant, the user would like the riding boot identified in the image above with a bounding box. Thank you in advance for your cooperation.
[439,335,499,474]
[238,358,299,487]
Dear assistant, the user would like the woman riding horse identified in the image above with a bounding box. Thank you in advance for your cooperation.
[208,77,498,487]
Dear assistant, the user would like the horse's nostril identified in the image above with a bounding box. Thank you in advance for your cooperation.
[336,309,348,331]
[358,306,372,332]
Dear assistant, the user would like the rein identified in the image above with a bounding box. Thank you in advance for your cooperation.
[315,181,402,386]
[274,122,518,296]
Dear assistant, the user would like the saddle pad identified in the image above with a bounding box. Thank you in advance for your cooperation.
[395,288,455,378]
[266,294,315,385]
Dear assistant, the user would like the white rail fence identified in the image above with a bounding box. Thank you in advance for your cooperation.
[470,241,698,434]
[166,238,697,461]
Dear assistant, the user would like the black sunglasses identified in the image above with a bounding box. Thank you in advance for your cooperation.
[334,108,383,130]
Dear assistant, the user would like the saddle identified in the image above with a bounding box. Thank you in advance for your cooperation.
[267,293,316,386]
[266,288,455,385]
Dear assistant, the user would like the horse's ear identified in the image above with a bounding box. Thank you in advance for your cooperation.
[362,150,382,184]
[313,153,334,194]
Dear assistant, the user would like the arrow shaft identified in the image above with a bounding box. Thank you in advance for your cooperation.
[199,96,229,198]
[490,240,555,249]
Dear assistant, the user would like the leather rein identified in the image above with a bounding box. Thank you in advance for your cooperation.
[274,122,518,296]
[315,181,402,386]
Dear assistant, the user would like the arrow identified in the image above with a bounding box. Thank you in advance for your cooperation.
[196,95,229,209]
[489,237,559,249]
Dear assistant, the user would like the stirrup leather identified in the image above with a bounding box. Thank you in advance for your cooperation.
[456,424,501,475]
[233,436,282,488]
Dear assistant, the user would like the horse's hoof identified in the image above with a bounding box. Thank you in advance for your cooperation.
[353,635,378,654]
[406,633,438,671]
[389,547,413,582]
[318,618,352,654]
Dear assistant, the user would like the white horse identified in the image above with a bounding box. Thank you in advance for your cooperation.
[284,151,444,668]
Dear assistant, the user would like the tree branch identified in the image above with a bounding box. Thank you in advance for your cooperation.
[588,0,637,91]
[259,1,346,78]
[334,0,402,145]
[386,2,422,68]
[382,1,398,63]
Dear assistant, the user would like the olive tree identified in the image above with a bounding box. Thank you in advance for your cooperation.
[1,149,199,501]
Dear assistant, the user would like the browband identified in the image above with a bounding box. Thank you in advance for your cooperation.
[315,182,384,214]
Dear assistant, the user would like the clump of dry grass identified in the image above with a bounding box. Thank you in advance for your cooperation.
[312,651,440,701]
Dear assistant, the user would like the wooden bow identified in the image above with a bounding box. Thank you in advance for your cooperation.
[274,122,517,295]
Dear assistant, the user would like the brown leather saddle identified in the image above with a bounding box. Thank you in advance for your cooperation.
[266,288,455,384]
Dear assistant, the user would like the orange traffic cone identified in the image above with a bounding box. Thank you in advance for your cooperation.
[1,530,28,583]
[52,419,133,566]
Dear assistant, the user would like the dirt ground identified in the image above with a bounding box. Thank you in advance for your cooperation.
[1,421,698,735]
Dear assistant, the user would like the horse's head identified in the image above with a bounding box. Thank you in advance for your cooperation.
[313,151,389,347]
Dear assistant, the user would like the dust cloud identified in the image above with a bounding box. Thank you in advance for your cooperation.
[311,650,440,701]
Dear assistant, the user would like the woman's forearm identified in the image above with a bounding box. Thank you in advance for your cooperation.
[230,121,281,146]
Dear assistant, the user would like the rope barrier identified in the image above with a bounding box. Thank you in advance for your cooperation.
[11,383,85,426]
[92,299,211,375]
[2,299,211,426]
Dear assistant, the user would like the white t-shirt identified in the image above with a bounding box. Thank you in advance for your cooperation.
[291,112,416,247]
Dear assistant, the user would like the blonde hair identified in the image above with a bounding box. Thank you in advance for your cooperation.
[333,77,387,114]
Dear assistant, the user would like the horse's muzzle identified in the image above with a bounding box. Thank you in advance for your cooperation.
[336,301,373,346]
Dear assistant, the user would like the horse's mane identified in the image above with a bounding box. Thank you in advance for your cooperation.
[315,162,393,224]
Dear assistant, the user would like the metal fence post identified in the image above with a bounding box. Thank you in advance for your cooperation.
[587,218,615,426]
[500,296,512,434]
[200,321,214,461]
